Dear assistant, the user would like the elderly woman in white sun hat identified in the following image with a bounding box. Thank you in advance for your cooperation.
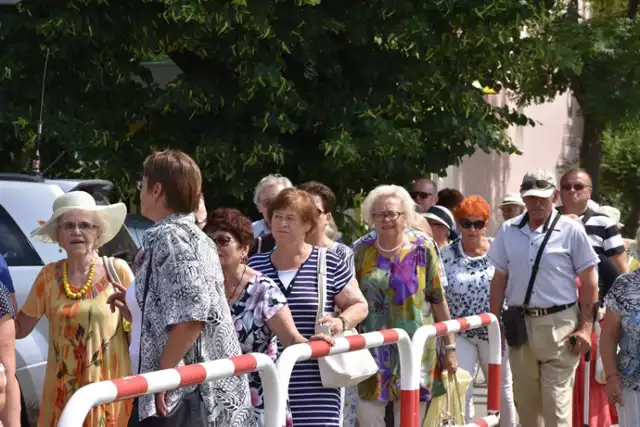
[497,192,525,222]
[15,191,134,427]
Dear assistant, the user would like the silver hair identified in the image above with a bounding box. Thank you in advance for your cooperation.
[361,185,417,227]
[253,174,293,206]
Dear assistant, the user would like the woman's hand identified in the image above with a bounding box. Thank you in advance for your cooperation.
[444,349,458,375]
[317,316,344,336]
[107,293,132,322]
[605,374,624,406]
[155,391,168,417]
[308,333,336,346]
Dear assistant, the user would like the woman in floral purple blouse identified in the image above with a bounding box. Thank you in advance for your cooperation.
[205,208,333,426]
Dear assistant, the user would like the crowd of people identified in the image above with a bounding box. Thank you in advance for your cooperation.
[0,149,638,427]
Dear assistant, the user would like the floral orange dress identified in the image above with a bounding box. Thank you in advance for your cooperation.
[20,259,134,427]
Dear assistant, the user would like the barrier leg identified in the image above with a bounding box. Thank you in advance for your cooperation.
[486,318,501,420]
[398,332,418,426]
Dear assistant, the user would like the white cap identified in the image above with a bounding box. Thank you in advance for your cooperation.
[520,169,557,199]
[498,192,525,208]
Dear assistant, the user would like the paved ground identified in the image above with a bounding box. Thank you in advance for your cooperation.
[472,370,488,420]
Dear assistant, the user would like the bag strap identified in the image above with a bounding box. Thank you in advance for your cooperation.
[523,213,561,307]
[257,236,262,253]
[102,256,122,287]
[137,252,153,374]
[316,247,328,321]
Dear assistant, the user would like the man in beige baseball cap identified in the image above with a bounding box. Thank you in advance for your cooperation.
[489,168,599,427]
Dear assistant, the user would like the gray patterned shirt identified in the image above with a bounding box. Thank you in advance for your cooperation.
[134,213,253,425]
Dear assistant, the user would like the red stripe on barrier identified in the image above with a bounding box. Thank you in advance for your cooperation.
[457,317,470,331]
[231,354,259,374]
[399,389,420,426]
[434,322,449,336]
[309,340,333,359]
[379,328,400,343]
[473,418,490,427]
[177,363,208,387]
[487,363,501,412]
[345,334,367,351]
[479,312,493,325]
[113,375,150,399]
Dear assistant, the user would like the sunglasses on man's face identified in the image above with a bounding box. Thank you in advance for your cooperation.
[561,183,589,192]
[410,191,432,200]
[520,179,554,191]
[460,219,486,229]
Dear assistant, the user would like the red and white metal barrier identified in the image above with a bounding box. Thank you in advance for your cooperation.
[57,352,280,427]
[275,328,415,427]
[412,312,502,427]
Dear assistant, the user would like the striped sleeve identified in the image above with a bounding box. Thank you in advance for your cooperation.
[326,249,353,297]
[584,215,625,257]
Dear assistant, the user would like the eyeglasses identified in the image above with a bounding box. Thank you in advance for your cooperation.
[212,235,233,247]
[60,221,97,231]
[317,208,326,215]
[372,211,403,221]
[561,183,590,192]
[410,191,432,200]
[520,180,554,191]
[460,219,486,229]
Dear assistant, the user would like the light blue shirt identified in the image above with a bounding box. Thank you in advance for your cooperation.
[488,211,599,308]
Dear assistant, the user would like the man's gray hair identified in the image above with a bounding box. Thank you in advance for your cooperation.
[253,174,293,206]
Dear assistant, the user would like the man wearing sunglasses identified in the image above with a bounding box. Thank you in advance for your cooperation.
[558,168,628,277]
[488,169,599,427]
[410,178,438,213]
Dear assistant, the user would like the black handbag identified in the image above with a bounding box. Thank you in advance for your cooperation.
[501,213,560,348]
[128,253,208,427]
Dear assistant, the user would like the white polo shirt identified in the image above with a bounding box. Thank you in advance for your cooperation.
[488,211,599,308]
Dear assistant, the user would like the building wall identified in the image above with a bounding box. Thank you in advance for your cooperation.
[437,91,583,233]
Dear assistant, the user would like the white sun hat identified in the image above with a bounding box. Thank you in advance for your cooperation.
[32,191,127,246]
[498,192,525,208]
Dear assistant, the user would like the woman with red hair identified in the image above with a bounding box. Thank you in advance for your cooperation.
[440,195,517,426]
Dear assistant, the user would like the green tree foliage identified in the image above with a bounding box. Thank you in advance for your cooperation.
[0,0,550,216]
[601,121,640,235]
[515,0,640,200]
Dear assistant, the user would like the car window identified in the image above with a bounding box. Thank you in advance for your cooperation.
[98,227,139,266]
[0,205,43,267]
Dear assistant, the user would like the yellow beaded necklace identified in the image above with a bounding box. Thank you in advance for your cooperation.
[62,260,96,299]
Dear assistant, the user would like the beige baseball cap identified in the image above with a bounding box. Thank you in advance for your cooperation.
[520,169,557,199]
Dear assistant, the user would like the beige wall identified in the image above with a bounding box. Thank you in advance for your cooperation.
[437,91,583,233]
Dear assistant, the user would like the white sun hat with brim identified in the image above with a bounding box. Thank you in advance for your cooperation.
[32,191,127,246]
[520,169,557,199]
[498,192,525,208]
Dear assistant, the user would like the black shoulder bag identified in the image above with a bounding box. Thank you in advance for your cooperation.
[501,214,560,348]
[128,253,208,427]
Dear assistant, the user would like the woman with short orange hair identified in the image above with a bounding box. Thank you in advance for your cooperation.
[440,195,517,426]
[248,188,368,426]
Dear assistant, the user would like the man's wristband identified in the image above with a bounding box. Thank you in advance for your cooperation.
[443,343,456,351]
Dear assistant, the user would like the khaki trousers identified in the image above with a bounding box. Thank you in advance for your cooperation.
[509,304,580,427]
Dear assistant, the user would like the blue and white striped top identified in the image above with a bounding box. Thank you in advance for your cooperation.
[248,246,353,427]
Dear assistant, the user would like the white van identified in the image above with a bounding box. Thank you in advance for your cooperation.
[0,173,143,425]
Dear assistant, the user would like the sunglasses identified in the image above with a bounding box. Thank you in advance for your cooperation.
[212,235,233,247]
[410,191,432,200]
[460,219,486,229]
[561,183,590,192]
[520,179,555,191]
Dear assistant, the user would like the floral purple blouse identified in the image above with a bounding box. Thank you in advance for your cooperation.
[230,273,287,426]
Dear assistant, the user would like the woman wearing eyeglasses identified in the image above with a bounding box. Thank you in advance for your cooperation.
[353,185,457,426]
[439,195,517,426]
[204,208,334,427]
